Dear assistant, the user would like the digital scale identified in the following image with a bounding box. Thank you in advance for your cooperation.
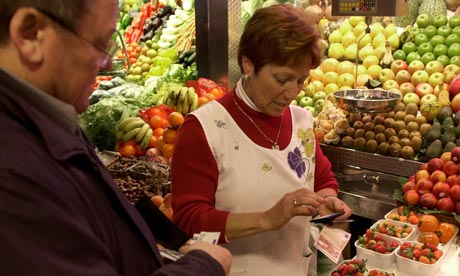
[330,0,408,17]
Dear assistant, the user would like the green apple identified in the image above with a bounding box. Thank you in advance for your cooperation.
[304,106,316,116]
[423,25,438,39]
[417,42,433,56]
[337,73,355,88]
[436,55,450,66]
[428,72,445,87]
[313,91,328,102]
[430,35,445,47]
[449,15,460,28]
[445,33,460,47]
[403,92,421,105]
[432,15,448,28]
[448,43,460,58]
[406,52,421,64]
[410,70,429,85]
[393,49,406,61]
[379,68,396,83]
[450,56,460,65]
[438,25,452,37]
[328,43,345,60]
[416,14,431,28]
[414,33,429,46]
[433,44,448,57]
[421,52,436,65]
[296,90,306,102]
[299,96,314,107]
[383,80,400,91]
[402,42,417,54]
[452,26,460,37]
[314,99,327,113]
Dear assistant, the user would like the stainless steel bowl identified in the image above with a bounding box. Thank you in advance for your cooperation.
[333,89,401,113]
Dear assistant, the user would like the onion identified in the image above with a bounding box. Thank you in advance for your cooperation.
[304,5,324,25]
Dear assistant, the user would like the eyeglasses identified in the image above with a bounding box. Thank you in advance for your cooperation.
[38,9,119,67]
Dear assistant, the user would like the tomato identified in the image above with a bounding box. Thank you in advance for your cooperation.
[437,222,457,244]
[418,215,439,232]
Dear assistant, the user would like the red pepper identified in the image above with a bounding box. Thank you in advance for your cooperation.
[186,80,206,97]
[141,3,152,17]
[131,29,143,43]
[131,14,143,30]
[124,26,134,44]
[198,78,218,93]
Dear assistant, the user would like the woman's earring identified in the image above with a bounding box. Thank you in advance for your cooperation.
[243,74,249,81]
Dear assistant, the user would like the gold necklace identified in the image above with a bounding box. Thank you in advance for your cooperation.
[232,97,283,150]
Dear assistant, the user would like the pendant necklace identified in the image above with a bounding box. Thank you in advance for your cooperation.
[232,97,283,150]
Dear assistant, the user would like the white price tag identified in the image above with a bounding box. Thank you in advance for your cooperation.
[314,225,351,264]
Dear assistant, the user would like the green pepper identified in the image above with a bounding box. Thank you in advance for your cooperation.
[121,13,133,29]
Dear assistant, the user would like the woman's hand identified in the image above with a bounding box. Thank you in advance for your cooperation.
[261,188,325,230]
[318,196,352,221]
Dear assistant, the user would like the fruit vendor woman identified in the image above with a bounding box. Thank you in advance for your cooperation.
[171,4,352,276]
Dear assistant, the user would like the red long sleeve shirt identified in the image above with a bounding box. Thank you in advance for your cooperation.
[171,90,339,243]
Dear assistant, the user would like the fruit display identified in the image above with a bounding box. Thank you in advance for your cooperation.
[397,241,444,264]
[370,220,415,240]
[329,259,367,276]
[356,230,400,255]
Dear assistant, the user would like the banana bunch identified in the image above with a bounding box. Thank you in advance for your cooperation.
[163,86,198,114]
[116,117,153,150]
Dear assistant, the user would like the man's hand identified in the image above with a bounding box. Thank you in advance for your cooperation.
[179,241,232,276]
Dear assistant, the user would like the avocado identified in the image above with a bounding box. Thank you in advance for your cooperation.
[441,126,456,146]
[436,106,453,123]
[425,118,441,143]
[425,139,443,159]
[444,141,457,153]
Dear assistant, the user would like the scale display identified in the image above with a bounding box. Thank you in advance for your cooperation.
[338,0,377,15]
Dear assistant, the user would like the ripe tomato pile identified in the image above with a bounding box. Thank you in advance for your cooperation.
[357,230,400,254]
[397,241,443,264]
[416,214,457,246]
[371,220,414,239]
[330,259,366,276]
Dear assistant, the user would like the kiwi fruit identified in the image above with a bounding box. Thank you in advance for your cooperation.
[406,121,420,133]
[377,142,390,155]
[384,127,397,139]
[384,117,396,128]
[384,111,395,118]
[419,123,432,137]
[361,114,373,124]
[414,115,428,126]
[393,102,406,112]
[394,111,407,121]
[375,133,387,144]
[409,130,422,139]
[410,136,423,151]
[398,129,410,139]
[346,127,356,137]
[399,137,412,148]
[365,130,376,140]
[374,124,386,134]
[389,143,402,157]
[373,115,385,125]
[353,121,364,129]
[363,122,375,132]
[401,145,415,159]
[354,128,365,138]
[341,136,354,148]
[388,135,400,145]
[366,139,378,153]
[404,102,419,116]
[393,120,407,133]
[348,112,362,124]
[354,137,367,151]
[404,114,416,124]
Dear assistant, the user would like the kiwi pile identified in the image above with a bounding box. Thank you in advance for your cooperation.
[339,102,430,160]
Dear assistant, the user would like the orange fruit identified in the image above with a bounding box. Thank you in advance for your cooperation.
[163,193,172,208]
[153,127,165,138]
[418,231,440,246]
[149,115,164,129]
[118,144,136,157]
[151,195,164,208]
[162,128,177,144]
[134,144,147,156]
[155,136,166,153]
[206,93,216,101]
[148,135,157,148]
[437,222,457,244]
[418,215,439,232]
[408,214,419,225]
[168,112,185,128]
[162,143,175,159]
[123,139,137,146]
[198,96,209,106]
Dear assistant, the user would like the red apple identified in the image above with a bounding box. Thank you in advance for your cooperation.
[402,179,417,193]
[415,82,434,98]
[411,70,430,85]
[451,93,460,113]
[451,185,460,202]
[440,151,452,163]
[427,158,444,173]
[419,163,429,171]
[415,169,431,182]
[437,197,455,212]
[451,146,460,164]
[419,192,438,209]
[391,60,408,74]
[456,202,460,215]
[399,82,415,95]
[416,178,434,194]
[420,94,438,106]
[446,174,460,187]
[432,181,451,198]
[443,160,459,176]
[449,74,460,97]
[430,170,447,183]
[404,190,420,206]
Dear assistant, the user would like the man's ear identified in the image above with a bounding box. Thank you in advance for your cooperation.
[8,8,47,65]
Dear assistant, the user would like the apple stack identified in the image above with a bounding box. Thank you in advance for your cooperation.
[401,146,460,216]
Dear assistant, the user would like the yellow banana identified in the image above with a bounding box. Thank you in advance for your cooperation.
[187,87,196,103]
[123,119,146,133]
[122,127,141,142]
[140,128,153,150]
[118,117,144,131]
[135,123,151,143]
[189,91,198,112]
[178,86,189,104]
[182,92,190,114]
